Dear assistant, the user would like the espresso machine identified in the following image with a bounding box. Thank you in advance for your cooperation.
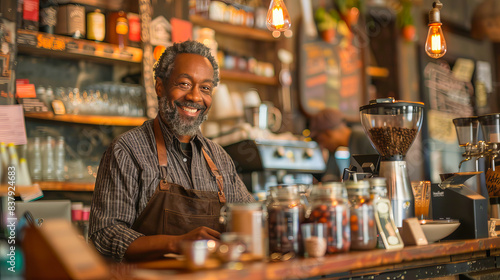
[223,139,326,194]
[360,98,424,227]
[453,113,500,219]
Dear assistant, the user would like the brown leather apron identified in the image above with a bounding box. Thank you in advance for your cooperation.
[131,117,226,236]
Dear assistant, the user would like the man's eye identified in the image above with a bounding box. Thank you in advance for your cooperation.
[178,82,191,89]
[201,85,213,94]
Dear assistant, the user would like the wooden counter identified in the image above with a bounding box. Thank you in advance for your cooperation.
[122,237,500,280]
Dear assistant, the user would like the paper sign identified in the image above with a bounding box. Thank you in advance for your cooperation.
[486,168,500,197]
[0,105,28,145]
[476,61,493,93]
[16,84,36,98]
[452,58,475,82]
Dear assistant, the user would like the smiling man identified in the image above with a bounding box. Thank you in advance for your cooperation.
[89,41,254,262]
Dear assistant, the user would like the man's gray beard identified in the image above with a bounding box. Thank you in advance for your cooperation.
[159,96,208,137]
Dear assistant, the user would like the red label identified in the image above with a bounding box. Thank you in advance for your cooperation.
[128,17,141,42]
[23,0,40,22]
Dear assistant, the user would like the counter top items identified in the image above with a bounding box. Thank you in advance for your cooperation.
[431,174,488,240]
[126,237,500,280]
[419,219,460,243]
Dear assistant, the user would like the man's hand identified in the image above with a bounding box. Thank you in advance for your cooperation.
[171,226,221,253]
[125,227,221,261]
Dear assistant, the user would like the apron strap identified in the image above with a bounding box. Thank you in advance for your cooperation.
[153,117,168,180]
[202,148,226,203]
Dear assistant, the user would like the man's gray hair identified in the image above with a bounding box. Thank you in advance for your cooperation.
[153,40,219,86]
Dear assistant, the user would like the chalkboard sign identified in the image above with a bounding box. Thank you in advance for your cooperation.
[424,62,474,117]
[298,26,363,118]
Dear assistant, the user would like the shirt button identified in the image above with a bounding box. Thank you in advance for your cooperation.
[183,158,187,162]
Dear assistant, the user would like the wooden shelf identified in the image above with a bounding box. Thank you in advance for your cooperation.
[190,15,276,42]
[36,181,95,192]
[220,70,279,85]
[0,184,42,197]
[17,29,143,65]
[367,66,390,78]
[0,182,95,194]
[24,112,148,126]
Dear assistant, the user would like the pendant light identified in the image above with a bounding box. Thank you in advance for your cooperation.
[425,0,447,59]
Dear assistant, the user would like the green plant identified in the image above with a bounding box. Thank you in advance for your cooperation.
[315,7,337,31]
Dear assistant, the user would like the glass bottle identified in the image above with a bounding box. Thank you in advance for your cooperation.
[45,85,54,111]
[54,136,65,181]
[307,182,350,253]
[267,185,305,260]
[220,202,268,259]
[196,28,218,59]
[42,136,55,181]
[39,0,58,34]
[87,9,105,42]
[346,180,377,250]
[29,137,43,181]
[22,0,39,31]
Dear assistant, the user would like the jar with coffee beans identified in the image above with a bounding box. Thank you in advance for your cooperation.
[267,185,305,260]
[306,182,351,254]
[346,180,377,250]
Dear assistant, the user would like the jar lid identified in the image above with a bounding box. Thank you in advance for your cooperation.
[345,180,370,189]
[310,182,346,199]
[367,177,386,186]
[269,184,299,199]
[226,202,263,210]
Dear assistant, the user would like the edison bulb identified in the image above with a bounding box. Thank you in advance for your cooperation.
[425,23,447,59]
[266,0,291,32]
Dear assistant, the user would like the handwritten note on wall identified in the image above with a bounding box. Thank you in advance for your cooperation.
[0,105,27,145]
[486,168,500,197]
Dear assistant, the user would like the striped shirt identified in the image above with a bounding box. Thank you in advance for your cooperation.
[89,118,255,261]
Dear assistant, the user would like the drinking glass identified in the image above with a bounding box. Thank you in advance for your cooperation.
[411,181,431,220]
[301,223,327,258]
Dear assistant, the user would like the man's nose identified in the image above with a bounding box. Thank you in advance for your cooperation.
[185,85,203,103]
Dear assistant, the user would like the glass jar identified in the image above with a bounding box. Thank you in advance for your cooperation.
[307,182,350,253]
[369,177,388,201]
[267,185,305,259]
[346,180,377,250]
[220,202,268,259]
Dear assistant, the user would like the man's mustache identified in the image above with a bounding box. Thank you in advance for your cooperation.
[174,101,206,111]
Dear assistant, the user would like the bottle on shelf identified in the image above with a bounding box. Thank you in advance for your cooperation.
[196,28,218,60]
[18,158,33,186]
[0,142,8,183]
[17,0,24,28]
[127,13,141,48]
[54,136,65,182]
[29,137,43,181]
[42,136,55,181]
[56,3,85,39]
[39,0,58,34]
[22,0,40,31]
[87,9,106,42]
[107,11,128,49]
[7,143,19,172]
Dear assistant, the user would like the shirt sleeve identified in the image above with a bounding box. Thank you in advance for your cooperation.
[226,152,255,203]
[89,140,144,262]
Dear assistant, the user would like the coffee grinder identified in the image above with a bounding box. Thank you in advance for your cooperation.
[360,98,424,227]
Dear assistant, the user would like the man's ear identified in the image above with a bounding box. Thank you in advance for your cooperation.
[155,77,164,98]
